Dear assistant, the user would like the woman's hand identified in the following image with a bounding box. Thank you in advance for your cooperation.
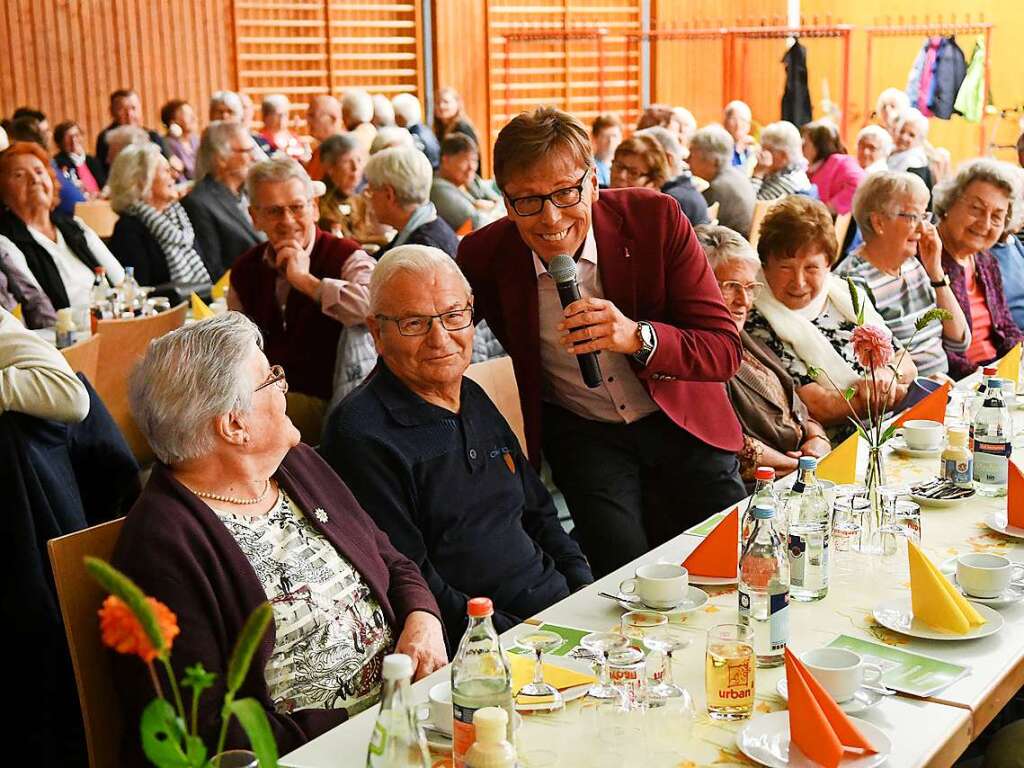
[753,149,774,178]
[917,223,944,279]
[800,436,831,458]
[395,611,447,681]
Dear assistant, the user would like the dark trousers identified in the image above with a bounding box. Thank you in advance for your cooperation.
[542,403,746,578]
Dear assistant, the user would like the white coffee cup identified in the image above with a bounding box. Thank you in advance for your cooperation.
[619,563,689,609]
[800,648,883,703]
[899,419,945,451]
[957,553,1022,599]
[427,681,452,735]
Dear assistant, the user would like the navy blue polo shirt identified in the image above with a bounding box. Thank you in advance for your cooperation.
[320,361,592,646]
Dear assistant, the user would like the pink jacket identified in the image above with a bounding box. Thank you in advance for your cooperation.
[809,153,866,215]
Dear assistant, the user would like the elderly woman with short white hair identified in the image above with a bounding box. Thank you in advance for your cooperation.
[887,108,930,174]
[875,88,911,135]
[838,170,969,379]
[723,99,757,168]
[856,125,893,174]
[750,120,813,200]
[108,143,214,288]
[342,89,377,154]
[689,124,756,235]
[370,126,415,155]
[259,94,308,162]
[112,311,445,765]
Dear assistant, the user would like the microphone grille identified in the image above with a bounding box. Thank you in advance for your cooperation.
[547,254,576,283]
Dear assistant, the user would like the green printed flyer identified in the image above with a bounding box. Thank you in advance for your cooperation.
[828,634,969,697]
[508,623,592,657]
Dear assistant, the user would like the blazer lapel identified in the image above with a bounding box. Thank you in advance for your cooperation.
[496,228,541,368]
[591,198,636,317]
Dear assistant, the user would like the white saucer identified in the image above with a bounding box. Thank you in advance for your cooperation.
[935,558,1024,608]
[873,596,1003,640]
[515,683,590,711]
[889,437,942,458]
[984,513,1024,540]
[688,572,739,586]
[616,585,709,614]
[736,710,891,768]
[775,679,883,714]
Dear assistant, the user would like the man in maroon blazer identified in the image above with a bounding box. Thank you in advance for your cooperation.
[457,107,746,576]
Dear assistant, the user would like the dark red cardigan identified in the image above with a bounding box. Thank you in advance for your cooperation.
[230,229,359,400]
[111,443,440,764]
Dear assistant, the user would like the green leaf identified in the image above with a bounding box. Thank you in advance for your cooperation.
[854,422,872,443]
[184,735,207,767]
[140,698,192,768]
[225,603,273,697]
[846,276,860,320]
[182,663,217,695]
[227,698,279,767]
[806,366,822,380]
[85,556,166,658]
[915,307,953,331]
[856,301,865,327]
[842,386,856,402]
[880,422,899,445]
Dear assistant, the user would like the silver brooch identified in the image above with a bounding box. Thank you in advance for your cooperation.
[313,507,328,524]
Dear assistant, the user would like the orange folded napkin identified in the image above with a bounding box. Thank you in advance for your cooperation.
[996,343,1022,384]
[683,507,737,578]
[817,433,858,485]
[785,648,876,768]
[1009,463,1024,529]
[894,381,951,427]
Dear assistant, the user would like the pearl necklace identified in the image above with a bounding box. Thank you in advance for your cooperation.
[191,479,272,506]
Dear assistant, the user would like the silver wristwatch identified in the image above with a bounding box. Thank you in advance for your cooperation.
[631,321,656,365]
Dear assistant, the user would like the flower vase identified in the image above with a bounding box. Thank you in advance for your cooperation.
[854,444,887,555]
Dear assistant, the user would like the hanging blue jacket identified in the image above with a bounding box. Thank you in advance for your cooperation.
[905,36,968,119]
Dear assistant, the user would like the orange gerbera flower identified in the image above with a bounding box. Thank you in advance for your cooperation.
[99,595,180,662]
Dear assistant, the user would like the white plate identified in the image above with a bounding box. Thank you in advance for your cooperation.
[873,596,1003,640]
[889,437,942,458]
[984,513,1024,540]
[616,585,709,615]
[775,679,883,714]
[688,572,739,586]
[910,490,975,508]
[736,710,892,768]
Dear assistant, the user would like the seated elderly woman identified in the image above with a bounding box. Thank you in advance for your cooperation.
[316,133,381,244]
[53,120,106,194]
[838,171,970,379]
[320,246,592,642]
[160,99,200,180]
[228,157,375,442]
[181,121,264,273]
[0,142,124,314]
[745,196,917,440]
[112,311,444,764]
[689,124,756,235]
[259,94,309,162]
[856,125,893,175]
[108,144,217,287]
[724,100,757,169]
[802,121,865,215]
[874,88,911,135]
[751,121,815,200]
[936,159,1024,379]
[697,225,829,483]
[886,109,931,180]
[636,126,709,225]
[430,133,504,233]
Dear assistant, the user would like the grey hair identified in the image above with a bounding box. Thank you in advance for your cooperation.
[856,124,893,156]
[372,94,396,126]
[759,121,803,164]
[210,90,243,120]
[689,124,734,173]
[342,89,374,125]
[370,126,415,155]
[637,125,683,175]
[105,125,149,162]
[673,107,697,131]
[245,157,314,202]
[108,143,164,214]
[933,158,1023,226]
[363,146,433,207]
[852,170,929,241]
[128,312,263,465]
[695,224,760,270]
[875,88,910,119]
[391,93,423,127]
[195,120,246,180]
[894,108,929,140]
[369,245,471,313]
[262,94,289,116]
[724,100,752,122]
[319,133,363,167]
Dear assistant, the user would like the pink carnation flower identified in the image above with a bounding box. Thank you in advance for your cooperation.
[851,325,894,370]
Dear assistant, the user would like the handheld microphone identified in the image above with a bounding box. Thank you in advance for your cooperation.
[548,254,603,389]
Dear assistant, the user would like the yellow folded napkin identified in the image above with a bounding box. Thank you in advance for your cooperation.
[508,653,595,697]
[996,342,1021,383]
[191,292,215,320]
[817,432,858,485]
[212,269,231,300]
[908,541,985,634]
[11,303,23,323]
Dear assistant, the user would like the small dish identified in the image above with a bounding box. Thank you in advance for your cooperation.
[984,513,1024,540]
[776,679,883,714]
[872,597,1003,640]
[615,585,709,615]
[736,710,891,768]
[889,436,942,458]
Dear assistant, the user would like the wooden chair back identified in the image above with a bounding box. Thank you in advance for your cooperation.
[833,212,853,260]
[747,198,780,247]
[706,201,720,225]
[47,518,126,768]
[465,356,528,459]
[74,201,119,238]
[94,303,188,464]
[61,334,102,384]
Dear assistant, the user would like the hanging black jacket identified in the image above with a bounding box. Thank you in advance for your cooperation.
[933,36,968,119]
[781,40,812,127]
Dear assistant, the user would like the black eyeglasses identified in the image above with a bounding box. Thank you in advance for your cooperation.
[255,364,288,393]
[376,306,474,336]
[504,169,591,217]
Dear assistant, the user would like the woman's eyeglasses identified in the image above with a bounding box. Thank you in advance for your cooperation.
[893,211,938,226]
[255,365,288,393]
[717,280,765,300]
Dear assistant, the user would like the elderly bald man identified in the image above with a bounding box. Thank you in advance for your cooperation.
[320,245,592,644]
[304,95,342,181]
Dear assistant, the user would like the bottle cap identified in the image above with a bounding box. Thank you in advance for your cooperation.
[755,466,776,481]
[472,707,508,742]
[753,504,775,519]
[989,378,1004,391]
[381,653,413,681]
[467,597,494,617]
[798,456,818,470]
[983,366,998,376]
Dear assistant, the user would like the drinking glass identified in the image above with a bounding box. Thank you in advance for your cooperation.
[620,610,667,649]
[642,625,694,701]
[515,629,565,709]
[833,495,869,552]
[580,631,629,700]
[705,624,755,720]
[890,500,922,544]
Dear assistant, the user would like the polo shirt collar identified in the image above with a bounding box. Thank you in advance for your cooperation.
[372,359,465,427]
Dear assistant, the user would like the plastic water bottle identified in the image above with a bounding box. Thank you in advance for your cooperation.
[783,456,831,602]
[738,504,789,668]
[451,598,513,768]
[90,266,112,333]
[973,378,1013,497]
[366,654,430,768]
[742,467,780,547]
[121,266,141,315]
